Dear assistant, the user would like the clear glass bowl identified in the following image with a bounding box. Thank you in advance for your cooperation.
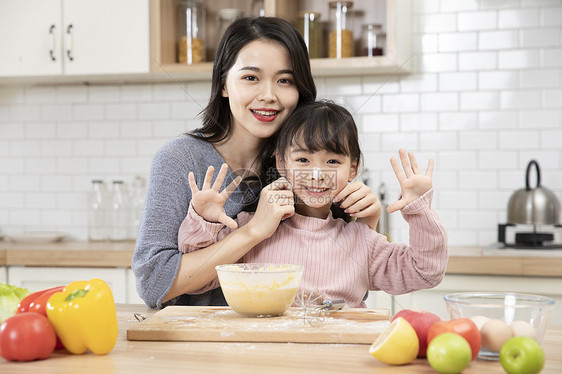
[216,263,304,317]
[444,292,554,360]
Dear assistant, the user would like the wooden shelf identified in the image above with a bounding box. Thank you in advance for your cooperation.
[150,0,412,80]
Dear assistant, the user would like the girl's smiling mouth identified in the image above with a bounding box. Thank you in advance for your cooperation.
[304,186,330,193]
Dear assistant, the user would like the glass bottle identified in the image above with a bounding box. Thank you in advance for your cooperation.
[375,182,391,242]
[297,11,322,59]
[216,8,243,47]
[129,175,147,241]
[109,180,130,242]
[177,0,206,64]
[88,180,108,241]
[329,1,354,58]
[361,23,384,57]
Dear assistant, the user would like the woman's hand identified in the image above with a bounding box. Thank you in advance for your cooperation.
[335,182,382,230]
[188,163,241,229]
[387,149,434,213]
[247,177,295,239]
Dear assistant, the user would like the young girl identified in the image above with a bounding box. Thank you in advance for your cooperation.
[132,17,316,308]
[178,101,448,307]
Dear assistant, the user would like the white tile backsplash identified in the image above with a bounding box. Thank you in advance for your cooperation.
[417,13,457,33]
[0,0,561,246]
[498,49,541,69]
[458,51,497,71]
[438,32,478,52]
[500,131,540,149]
[542,7,562,25]
[521,28,561,48]
[479,30,519,50]
[458,10,497,31]
[478,71,519,90]
[498,9,540,29]
[439,72,477,91]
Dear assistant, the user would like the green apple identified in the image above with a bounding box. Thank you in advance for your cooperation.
[499,336,545,374]
[427,332,472,374]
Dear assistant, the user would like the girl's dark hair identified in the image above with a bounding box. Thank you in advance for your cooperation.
[276,100,362,165]
[275,100,362,222]
[190,17,316,181]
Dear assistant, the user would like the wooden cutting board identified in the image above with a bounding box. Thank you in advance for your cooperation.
[126,306,390,344]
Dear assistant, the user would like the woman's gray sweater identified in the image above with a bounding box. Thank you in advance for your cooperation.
[131,135,261,308]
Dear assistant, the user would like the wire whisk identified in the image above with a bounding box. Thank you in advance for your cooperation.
[295,289,345,326]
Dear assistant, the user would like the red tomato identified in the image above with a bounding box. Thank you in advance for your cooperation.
[427,318,482,361]
[17,285,65,314]
[0,313,56,361]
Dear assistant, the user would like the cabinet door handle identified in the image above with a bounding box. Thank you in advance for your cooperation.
[66,24,74,62]
[49,24,56,61]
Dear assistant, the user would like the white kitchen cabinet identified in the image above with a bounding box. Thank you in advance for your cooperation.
[127,269,145,304]
[7,266,128,304]
[0,267,6,283]
[0,0,149,78]
[383,275,562,325]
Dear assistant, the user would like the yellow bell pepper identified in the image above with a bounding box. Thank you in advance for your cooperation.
[46,278,118,355]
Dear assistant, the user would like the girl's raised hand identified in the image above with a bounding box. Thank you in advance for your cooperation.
[387,149,434,213]
[335,182,381,230]
[247,177,295,239]
[188,163,241,229]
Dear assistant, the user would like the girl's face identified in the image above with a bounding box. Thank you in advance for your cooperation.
[222,40,299,141]
[277,145,358,218]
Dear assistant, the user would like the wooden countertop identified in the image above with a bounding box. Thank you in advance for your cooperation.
[1,241,562,277]
[0,240,135,268]
[0,304,560,373]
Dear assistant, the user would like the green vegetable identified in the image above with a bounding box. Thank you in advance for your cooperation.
[0,283,30,323]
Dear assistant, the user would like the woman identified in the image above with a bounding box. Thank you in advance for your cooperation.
[132,17,316,308]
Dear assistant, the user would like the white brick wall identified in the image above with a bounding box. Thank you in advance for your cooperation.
[0,0,561,246]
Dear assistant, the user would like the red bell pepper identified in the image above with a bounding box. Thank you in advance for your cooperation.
[17,286,65,314]
[16,285,65,349]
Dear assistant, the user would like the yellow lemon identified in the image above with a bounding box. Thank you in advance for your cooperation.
[369,317,419,365]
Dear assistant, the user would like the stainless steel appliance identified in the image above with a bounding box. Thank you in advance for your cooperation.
[498,160,562,249]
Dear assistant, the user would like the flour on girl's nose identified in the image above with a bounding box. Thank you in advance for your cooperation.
[312,167,321,179]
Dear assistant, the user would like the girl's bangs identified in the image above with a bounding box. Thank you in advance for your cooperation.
[291,120,352,156]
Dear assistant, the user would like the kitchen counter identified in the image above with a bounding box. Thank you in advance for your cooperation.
[447,246,562,277]
[1,241,562,277]
[0,304,560,373]
[0,240,135,268]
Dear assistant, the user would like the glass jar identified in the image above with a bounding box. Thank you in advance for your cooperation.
[216,8,243,47]
[177,0,206,64]
[251,0,265,17]
[361,23,384,57]
[297,11,322,59]
[329,1,354,58]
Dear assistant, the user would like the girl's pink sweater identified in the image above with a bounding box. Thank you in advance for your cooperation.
[178,189,448,307]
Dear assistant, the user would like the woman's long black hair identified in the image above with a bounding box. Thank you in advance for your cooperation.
[190,17,317,182]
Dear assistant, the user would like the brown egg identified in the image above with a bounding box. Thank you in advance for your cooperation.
[510,320,538,340]
[481,319,513,352]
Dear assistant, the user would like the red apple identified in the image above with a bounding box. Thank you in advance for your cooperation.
[392,309,441,357]
[427,318,482,361]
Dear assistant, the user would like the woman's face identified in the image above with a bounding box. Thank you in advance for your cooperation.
[222,40,299,141]
[277,146,358,216]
